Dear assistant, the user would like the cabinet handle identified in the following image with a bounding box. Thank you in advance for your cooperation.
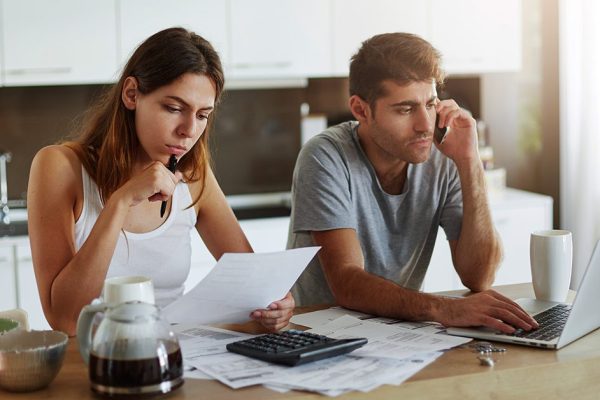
[233,62,292,70]
[5,67,72,75]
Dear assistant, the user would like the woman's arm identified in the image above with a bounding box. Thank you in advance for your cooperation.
[29,145,181,335]
[28,146,128,335]
[192,169,294,331]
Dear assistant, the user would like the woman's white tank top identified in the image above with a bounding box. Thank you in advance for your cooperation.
[74,166,197,308]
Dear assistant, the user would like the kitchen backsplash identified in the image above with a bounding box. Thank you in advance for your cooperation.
[0,77,479,202]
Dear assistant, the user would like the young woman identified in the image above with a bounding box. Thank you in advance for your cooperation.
[27,27,294,336]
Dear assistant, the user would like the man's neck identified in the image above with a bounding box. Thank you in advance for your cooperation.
[356,123,408,195]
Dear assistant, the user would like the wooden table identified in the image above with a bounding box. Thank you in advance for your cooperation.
[3,284,600,399]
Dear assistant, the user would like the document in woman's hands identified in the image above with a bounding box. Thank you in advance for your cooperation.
[163,247,320,325]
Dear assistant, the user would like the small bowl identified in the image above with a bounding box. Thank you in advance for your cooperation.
[0,330,68,392]
[0,318,20,335]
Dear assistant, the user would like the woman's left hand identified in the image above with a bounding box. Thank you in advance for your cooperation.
[250,292,295,332]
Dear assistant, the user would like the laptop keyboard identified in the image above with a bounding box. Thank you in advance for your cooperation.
[510,304,572,341]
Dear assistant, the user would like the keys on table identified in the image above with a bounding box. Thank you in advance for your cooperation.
[467,341,506,367]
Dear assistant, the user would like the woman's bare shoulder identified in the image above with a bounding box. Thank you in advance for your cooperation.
[33,144,81,168]
[30,144,83,194]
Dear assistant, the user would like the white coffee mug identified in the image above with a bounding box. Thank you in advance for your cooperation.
[102,275,155,305]
[530,230,572,302]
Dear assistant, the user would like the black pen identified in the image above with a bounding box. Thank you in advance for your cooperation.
[160,155,178,218]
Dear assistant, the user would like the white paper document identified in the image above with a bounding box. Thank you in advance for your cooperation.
[292,306,449,335]
[163,247,319,324]
[308,315,470,360]
[188,348,442,395]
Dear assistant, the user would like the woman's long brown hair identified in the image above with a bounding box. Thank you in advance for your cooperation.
[66,27,225,206]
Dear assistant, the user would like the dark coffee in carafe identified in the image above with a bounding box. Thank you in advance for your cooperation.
[89,340,183,394]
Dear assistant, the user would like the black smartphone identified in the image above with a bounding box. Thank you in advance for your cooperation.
[434,113,447,144]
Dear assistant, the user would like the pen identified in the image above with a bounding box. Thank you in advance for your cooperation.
[160,154,178,218]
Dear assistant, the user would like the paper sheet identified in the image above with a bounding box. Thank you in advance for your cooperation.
[163,247,319,324]
[292,306,449,335]
[308,315,470,359]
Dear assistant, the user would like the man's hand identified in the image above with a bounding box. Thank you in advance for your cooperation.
[434,99,479,167]
[436,290,539,333]
[250,292,295,332]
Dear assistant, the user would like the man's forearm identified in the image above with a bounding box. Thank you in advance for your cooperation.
[330,266,446,321]
[453,158,502,290]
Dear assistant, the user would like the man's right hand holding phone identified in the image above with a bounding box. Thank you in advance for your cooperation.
[433,99,480,168]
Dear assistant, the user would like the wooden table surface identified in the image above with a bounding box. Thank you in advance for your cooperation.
[3,284,600,399]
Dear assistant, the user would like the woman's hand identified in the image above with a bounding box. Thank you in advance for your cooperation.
[250,292,295,332]
[112,161,183,207]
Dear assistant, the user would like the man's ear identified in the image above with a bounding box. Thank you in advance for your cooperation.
[122,76,139,110]
[349,95,372,124]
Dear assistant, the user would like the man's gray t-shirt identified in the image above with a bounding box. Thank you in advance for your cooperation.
[287,121,463,306]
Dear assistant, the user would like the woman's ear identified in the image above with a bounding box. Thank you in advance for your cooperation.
[349,95,371,124]
[121,76,139,110]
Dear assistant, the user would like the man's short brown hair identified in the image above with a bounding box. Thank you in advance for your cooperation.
[349,32,445,106]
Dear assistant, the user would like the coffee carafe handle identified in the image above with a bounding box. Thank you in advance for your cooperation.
[76,303,108,365]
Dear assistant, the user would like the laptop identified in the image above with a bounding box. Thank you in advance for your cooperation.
[446,239,600,349]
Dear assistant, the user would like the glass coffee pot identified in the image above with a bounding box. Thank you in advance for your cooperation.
[77,301,183,396]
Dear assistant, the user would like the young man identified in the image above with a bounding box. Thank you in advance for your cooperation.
[287,33,538,334]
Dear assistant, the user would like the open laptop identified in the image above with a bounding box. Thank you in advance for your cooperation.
[446,239,600,349]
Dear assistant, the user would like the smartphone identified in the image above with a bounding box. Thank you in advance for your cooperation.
[434,113,447,144]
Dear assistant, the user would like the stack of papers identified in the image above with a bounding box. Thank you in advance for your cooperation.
[174,308,471,396]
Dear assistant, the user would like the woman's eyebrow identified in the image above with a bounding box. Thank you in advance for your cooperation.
[165,95,214,111]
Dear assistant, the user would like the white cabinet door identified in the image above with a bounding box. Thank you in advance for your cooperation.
[331,0,430,76]
[15,243,50,330]
[118,0,229,74]
[430,0,521,74]
[0,245,17,310]
[239,217,290,253]
[229,0,331,79]
[1,0,118,85]
[491,203,551,285]
[422,233,462,292]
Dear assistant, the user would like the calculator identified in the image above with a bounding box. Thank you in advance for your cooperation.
[226,330,368,366]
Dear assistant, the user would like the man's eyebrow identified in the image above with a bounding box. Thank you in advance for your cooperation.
[165,95,214,111]
[389,100,419,108]
[389,96,438,108]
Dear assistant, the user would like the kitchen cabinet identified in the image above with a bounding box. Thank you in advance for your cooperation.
[423,188,553,292]
[430,0,521,73]
[228,0,331,79]
[331,0,431,76]
[117,0,230,73]
[15,242,49,330]
[0,0,118,86]
[0,237,49,329]
[0,0,522,87]
[332,0,521,77]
